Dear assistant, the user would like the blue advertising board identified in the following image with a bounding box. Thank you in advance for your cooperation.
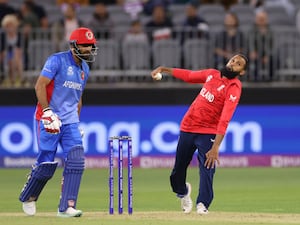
[1,105,300,159]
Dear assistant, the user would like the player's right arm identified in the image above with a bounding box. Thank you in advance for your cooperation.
[35,54,60,112]
[151,66,215,83]
[35,75,62,134]
[35,75,51,110]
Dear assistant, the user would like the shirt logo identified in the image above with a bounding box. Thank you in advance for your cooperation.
[67,66,74,76]
[206,75,213,82]
[217,84,225,91]
[229,94,237,102]
[63,81,82,91]
[200,87,214,102]
[81,71,85,80]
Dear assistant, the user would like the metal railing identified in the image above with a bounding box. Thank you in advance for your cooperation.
[1,26,300,86]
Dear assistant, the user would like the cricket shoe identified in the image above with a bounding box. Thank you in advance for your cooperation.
[180,182,193,214]
[57,207,83,218]
[22,201,36,216]
[196,202,209,215]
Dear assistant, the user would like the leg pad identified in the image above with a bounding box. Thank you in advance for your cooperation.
[19,162,58,202]
[59,146,85,212]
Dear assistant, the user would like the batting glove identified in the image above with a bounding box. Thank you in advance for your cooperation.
[41,107,62,134]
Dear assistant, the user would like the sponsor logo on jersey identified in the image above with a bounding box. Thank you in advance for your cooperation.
[200,87,214,102]
[217,84,225,91]
[206,75,213,82]
[229,94,237,102]
[67,66,74,76]
[63,81,82,91]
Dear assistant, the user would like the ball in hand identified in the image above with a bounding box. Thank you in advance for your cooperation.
[154,72,163,80]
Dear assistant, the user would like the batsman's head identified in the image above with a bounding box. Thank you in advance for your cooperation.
[69,27,98,62]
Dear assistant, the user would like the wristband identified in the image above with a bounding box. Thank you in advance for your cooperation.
[43,107,51,112]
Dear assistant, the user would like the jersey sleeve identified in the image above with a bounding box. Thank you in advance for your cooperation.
[40,55,60,79]
[173,68,218,83]
[217,81,242,134]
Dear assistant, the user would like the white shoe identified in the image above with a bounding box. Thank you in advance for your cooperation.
[57,207,83,218]
[22,201,36,216]
[196,202,209,215]
[181,182,193,214]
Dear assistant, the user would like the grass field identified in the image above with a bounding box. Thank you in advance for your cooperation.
[0,167,300,225]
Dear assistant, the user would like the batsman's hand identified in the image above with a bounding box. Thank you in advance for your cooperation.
[41,108,62,134]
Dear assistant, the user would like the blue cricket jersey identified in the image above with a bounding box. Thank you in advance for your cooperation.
[35,50,89,124]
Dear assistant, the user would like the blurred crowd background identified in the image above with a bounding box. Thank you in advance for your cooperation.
[1,0,300,88]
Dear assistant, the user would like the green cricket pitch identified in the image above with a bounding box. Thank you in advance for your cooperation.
[0,167,299,225]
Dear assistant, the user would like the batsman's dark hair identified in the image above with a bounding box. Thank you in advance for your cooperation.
[237,53,249,70]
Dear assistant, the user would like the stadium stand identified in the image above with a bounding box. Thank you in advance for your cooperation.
[277,39,300,80]
[229,3,255,32]
[152,39,181,68]
[197,4,226,32]
[1,1,300,87]
[24,39,55,80]
[183,39,213,70]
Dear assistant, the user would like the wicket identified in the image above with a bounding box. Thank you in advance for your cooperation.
[109,136,133,215]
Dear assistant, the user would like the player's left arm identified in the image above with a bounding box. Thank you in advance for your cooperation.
[77,96,85,137]
[204,134,223,169]
[78,96,82,118]
[217,83,242,135]
[205,83,242,169]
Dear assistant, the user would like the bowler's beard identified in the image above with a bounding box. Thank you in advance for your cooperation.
[220,67,240,79]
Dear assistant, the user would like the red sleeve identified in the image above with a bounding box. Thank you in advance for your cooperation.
[173,68,218,83]
[217,81,242,134]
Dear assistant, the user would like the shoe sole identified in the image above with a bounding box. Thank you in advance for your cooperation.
[197,211,209,215]
[57,212,82,218]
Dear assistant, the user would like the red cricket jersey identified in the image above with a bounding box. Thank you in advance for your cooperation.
[173,68,242,135]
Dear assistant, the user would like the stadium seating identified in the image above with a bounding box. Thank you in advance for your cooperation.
[93,39,120,71]
[122,40,151,70]
[229,4,255,32]
[198,4,226,32]
[27,40,54,71]
[152,39,181,68]
[2,2,300,84]
[276,40,300,80]
[183,39,213,70]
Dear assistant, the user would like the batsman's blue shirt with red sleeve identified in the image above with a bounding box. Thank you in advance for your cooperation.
[35,50,89,124]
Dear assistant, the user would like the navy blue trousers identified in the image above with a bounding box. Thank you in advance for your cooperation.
[170,131,216,209]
